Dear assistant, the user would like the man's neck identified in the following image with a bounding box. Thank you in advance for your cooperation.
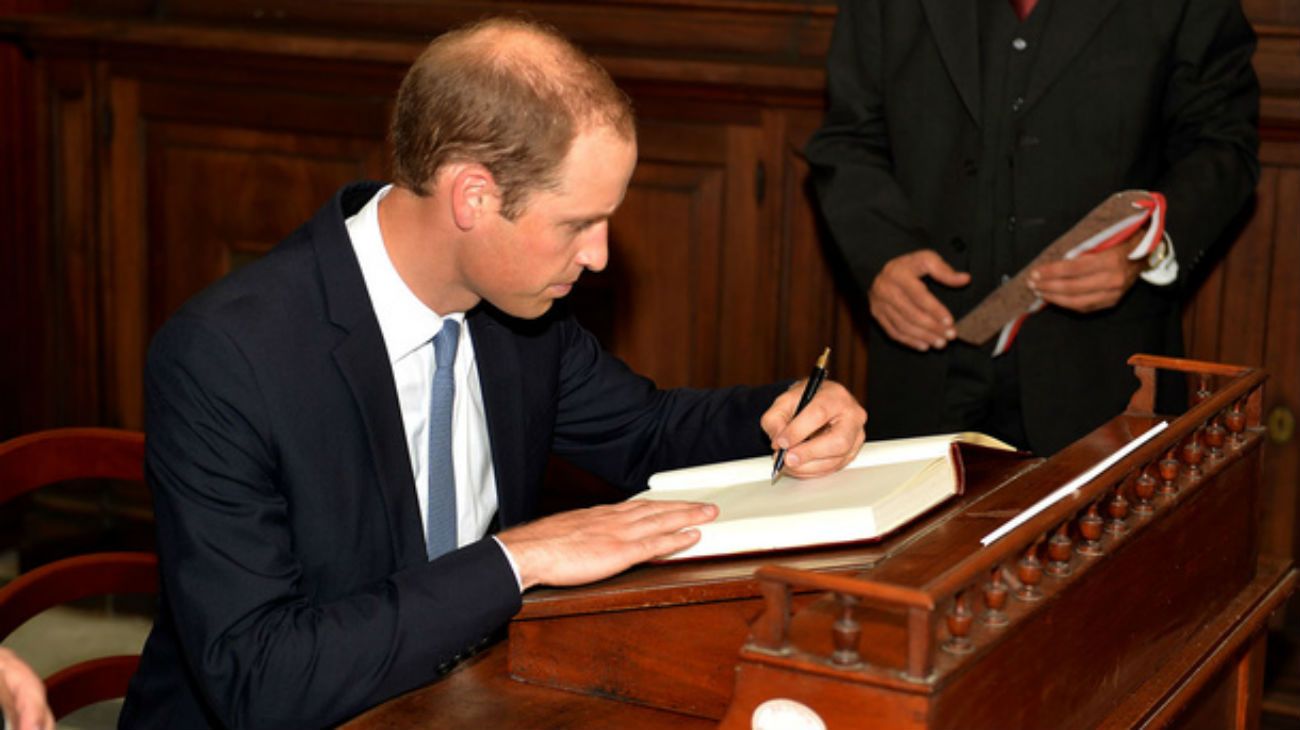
[377,185,481,316]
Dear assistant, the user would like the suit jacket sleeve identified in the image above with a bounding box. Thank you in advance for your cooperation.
[548,315,787,491]
[145,315,522,729]
[803,0,932,295]
[1154,0,1259,287]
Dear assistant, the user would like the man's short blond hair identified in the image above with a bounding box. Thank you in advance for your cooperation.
[391,16,635,219]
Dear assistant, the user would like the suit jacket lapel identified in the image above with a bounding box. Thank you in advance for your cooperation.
[921,0,981,126]
[468,308,528,529]
[316,184,428,569]
[1022,0,1124,112]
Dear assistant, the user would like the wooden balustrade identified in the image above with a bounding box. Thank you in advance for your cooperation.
[738,356,1267,695]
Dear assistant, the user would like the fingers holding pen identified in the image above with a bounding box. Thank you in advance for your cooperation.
[765,380,866,478]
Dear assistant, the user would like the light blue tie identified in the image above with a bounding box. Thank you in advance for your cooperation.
[426,319,460,560]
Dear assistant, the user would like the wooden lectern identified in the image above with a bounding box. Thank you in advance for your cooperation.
[344,356,1294,729]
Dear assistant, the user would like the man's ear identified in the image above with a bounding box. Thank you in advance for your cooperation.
[449,164,499,231]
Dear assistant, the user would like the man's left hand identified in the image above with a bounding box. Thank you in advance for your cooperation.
[0,648,54,730]
[761,380,867,479]
[1029,242,1145,313]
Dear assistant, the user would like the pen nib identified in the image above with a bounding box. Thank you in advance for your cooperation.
[770,469,781,485]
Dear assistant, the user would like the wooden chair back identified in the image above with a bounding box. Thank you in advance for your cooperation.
[0,427,157,719]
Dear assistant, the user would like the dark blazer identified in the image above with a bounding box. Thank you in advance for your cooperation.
[806,0,1259,453]
[119,182,783,729]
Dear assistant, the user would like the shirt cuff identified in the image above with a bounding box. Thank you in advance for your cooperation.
[1139,231,1178,286]
[490,535,524,593]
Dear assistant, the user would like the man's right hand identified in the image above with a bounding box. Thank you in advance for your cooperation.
[868,250,970,351]
[497,500,718,590]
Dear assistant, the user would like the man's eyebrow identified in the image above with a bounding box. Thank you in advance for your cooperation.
[564,213,611,228]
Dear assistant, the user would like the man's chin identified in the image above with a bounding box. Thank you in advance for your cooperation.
[497,298,556,320]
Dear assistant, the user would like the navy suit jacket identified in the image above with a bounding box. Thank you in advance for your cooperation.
[119,182,783,729]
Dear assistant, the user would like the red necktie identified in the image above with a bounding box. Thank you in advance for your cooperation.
[1010,0,1037,21]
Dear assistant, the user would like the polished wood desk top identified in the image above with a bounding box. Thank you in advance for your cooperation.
[342,645,711,730]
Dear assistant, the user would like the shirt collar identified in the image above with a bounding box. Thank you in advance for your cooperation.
[346,184,464,364]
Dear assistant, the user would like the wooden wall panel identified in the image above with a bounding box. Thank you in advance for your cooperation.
[716,122,775,387]
[47,58,101,427]
[1244,0,1300,23]
[1185,139,1300,574]
[778,109,870,398]
[93,75,388,427]
[1264,161,1300,561]
[601,134,726,389]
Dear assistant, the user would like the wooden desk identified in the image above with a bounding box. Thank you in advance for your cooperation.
[342,647,712,729]
[347,562,1294,728]
[346,357,1294,729]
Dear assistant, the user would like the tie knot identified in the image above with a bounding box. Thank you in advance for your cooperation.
[433,319,460,370]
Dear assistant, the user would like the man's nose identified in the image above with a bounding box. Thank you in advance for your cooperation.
[575,223,609,272]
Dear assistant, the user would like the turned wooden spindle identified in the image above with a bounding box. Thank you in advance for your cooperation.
[943,591,975,655]
[1194,373,1213,405]
[1133,468,1157,516]
[1016,543,1044,602]
[1045,523,1073,577]
[1158,448,1180,497]
[1105,483,1130,536]
[1225,400,1247,446]
[1077,503,1105,557]
[1205,417,1227,459]
[831,593,862,666]
[982,566,1009,627]
[1181,429,1205,477]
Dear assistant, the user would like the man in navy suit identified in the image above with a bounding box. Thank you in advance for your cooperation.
[119,16,867,729]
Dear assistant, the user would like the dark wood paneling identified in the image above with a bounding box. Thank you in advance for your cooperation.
[604,141,727,388]
[1246,0,1300,24]
[1185,139,1300,575]
[96,80,388,428]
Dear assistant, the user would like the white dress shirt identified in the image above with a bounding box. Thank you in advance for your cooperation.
[346,185,520,588]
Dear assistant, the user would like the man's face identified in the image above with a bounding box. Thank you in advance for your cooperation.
[465,125,637,319]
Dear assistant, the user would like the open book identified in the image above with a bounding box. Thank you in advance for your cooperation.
[631,432,1017,560]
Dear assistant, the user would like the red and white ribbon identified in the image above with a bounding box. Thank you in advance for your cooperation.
[992,192,1166,357]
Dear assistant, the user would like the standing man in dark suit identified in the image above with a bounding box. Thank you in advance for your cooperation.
[119,17,868,730]
[805,0,1259,454]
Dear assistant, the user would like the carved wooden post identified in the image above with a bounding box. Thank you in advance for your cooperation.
[1158,448,1180,497]
[1225,399,1247,446]
[1077,503,1104,557]
[831,593,861,666]
[943,591,974,655]
[1133,468,1157,516]
[1105,482,1130,536]
[1016,541,1044,602]
[1194,373,1213,405]
[1205,417,1226,459]
[752,579,792,654]
[982,566,1009,627]
[1045,523,1073,577]
[1181,429,1205,477]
